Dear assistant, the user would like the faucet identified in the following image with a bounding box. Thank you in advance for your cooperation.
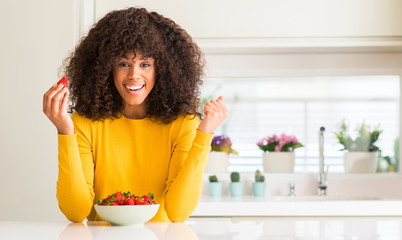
[318,126,328,196]
[288,183,296,196]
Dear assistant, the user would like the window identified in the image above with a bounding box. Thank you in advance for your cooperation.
[202,75,400,173]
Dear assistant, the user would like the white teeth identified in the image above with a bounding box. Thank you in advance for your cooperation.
[125,85,143,90]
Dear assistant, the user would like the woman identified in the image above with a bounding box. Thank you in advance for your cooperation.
[43,7,228,222]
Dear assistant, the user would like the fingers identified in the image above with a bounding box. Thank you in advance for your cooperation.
[43,83,58,113]
[43,83,67,117]
[205,96,223,109]
[43,84,63,108]
[204,96,228,116]
[59,89,69,113]
[204,101,219,114]
[43,82,74,135]
[50,87,68,115]
[198,96,229,134]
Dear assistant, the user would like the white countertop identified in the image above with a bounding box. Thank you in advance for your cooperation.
[2,217,402,240]
[193,195,402,217]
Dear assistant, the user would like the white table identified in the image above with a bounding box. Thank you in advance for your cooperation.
[1,217,402,240]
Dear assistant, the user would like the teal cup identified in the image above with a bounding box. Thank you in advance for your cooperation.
[229,182,244,197]
[208,182,223,197]
[252,182,266,197]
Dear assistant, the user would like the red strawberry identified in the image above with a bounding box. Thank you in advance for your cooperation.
[57,76,68,88]
[135,197,145,205]
[142,195,153,204]
[114,192,125,204]
[123,198,135,205]
[97,191,157,206]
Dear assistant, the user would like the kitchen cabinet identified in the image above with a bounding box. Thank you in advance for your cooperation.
[95,0,402,39]
[91,0,402,54]
[194,173,402,217]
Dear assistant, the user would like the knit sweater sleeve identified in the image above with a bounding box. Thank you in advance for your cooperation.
[56,113,95,222]
[163,115,213,222]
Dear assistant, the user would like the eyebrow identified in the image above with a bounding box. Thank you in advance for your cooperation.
[120,55,150,61]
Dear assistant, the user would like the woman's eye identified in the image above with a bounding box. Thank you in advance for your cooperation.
[141,63,151,67]
[118,62,130,67]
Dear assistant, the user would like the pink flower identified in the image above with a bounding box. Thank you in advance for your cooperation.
[257,133,303,152]
[257,139,264,147]
[278,139,286,151]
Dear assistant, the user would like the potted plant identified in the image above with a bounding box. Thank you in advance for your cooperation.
[205,135,238,173]
[252,170,266,197]
[208,175,223,197]
[334,119,382,173]
[257,134,303,173]
[229,172,243,197]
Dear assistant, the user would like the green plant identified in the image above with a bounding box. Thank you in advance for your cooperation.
[254,170,265,182]
[377,154,393,173]
[211,135,238,155]
[209,175,218,182]
[334,119,382,152]
[394,137,399,172]
[230,172,240,182]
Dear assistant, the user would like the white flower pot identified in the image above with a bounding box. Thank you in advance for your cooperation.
[229,182,244,197]
[208,182,223,197]
[263,152,295,173]
[343,152,378,173]
[205,151,229,173]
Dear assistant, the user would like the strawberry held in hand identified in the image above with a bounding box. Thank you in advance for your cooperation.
[57,76,68,88]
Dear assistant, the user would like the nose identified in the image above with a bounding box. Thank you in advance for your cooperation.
[128,65,141,79]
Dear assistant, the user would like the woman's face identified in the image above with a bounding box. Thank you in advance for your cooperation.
[113,51,156,118]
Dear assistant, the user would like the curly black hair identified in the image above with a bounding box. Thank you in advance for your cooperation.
[63,7,205,122]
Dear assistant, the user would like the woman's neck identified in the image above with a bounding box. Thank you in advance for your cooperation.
[121,105,147,119]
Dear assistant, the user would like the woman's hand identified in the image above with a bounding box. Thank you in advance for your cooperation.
[198,96,229,134]
[43,83,74,135]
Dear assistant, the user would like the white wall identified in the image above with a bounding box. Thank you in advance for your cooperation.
[0,0,77,221]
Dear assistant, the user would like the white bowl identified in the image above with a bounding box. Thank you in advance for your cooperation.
[94,204,160,226]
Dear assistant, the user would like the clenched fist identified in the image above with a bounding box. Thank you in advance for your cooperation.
[197,96,229,134]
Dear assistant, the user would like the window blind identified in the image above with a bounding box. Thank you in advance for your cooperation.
[201,76,400,173]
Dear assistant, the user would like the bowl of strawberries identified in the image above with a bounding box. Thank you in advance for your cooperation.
[94,191,159,226]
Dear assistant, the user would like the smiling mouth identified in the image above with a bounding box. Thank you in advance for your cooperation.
[124,84,144,92]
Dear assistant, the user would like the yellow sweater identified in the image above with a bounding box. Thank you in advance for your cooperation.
[57,112,212,222]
